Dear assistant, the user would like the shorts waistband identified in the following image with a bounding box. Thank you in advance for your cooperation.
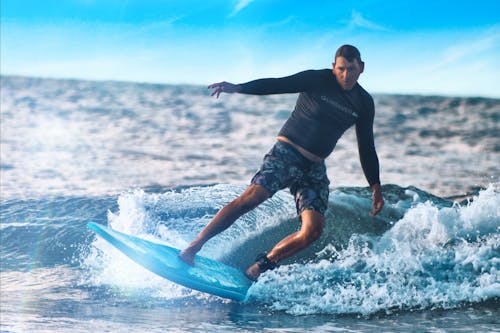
[274,140,324,165]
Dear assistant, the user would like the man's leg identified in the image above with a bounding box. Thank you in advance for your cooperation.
[179,184,270,265]
[245,209,324,280]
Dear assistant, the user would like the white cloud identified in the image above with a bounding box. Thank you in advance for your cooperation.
[230,0,255,17]
[438,31,499,67]
[348,10,388,31]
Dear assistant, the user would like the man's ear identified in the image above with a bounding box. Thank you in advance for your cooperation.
[359,61,365,73]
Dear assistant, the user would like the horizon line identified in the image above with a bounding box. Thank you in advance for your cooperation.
[2,72,499,100]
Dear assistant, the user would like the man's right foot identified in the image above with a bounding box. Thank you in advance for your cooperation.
[245,262,262,281]
[245,253,278,281]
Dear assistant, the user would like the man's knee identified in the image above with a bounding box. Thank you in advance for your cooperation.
[300,210,324,243]
[304,224,323,243]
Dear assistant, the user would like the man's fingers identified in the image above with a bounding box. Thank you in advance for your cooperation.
[208,81,239,98]
[370,200,384,217]
[207,82,223,89]
[370,206,381,217]
[208,83,225,98]
[209,87,222,98]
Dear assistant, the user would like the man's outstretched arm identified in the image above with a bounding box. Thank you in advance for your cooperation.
[208,70,317,98]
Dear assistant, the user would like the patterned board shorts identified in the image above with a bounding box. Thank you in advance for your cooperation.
[251,140,330,216]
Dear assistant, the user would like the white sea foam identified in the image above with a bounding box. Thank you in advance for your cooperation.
[80,182,499,314]
[247,184,500,315]
[83,184,295,301]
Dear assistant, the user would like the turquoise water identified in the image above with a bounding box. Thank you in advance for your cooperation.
[1,76,499,332]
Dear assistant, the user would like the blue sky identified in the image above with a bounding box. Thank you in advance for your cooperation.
[2,1,499,97]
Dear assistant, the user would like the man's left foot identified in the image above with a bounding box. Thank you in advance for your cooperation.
[179,243,202,266]
[179,248,196,266]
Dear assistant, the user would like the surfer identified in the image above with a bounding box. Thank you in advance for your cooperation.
[180,45,384,281]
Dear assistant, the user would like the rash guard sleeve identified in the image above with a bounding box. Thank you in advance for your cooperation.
[238,70,317,95]
[355,96,381,187]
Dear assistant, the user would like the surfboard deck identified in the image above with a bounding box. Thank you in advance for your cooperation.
[87,222,252,301]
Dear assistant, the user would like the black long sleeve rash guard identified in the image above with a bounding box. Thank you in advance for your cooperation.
[238,69,380,187]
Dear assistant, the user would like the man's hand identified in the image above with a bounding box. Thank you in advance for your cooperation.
[208,81,241,98]
[370,183,384,217]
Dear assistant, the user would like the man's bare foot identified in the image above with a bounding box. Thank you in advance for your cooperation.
[245,254,278,281]
[179,244,201,266]
[245,262,262,281]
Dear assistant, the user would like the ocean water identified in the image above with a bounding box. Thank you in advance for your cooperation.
[1,75,499,332]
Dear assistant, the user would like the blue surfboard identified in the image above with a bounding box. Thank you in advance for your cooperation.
[87,222,252,301]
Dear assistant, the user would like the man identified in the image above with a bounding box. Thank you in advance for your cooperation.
[180,45,384,281]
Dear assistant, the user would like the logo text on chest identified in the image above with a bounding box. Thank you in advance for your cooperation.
[321,95,359,118]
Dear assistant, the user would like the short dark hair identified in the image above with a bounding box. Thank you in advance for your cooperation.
[335,45,362,64]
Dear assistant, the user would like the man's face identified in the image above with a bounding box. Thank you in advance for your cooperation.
[332,56,364,90]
